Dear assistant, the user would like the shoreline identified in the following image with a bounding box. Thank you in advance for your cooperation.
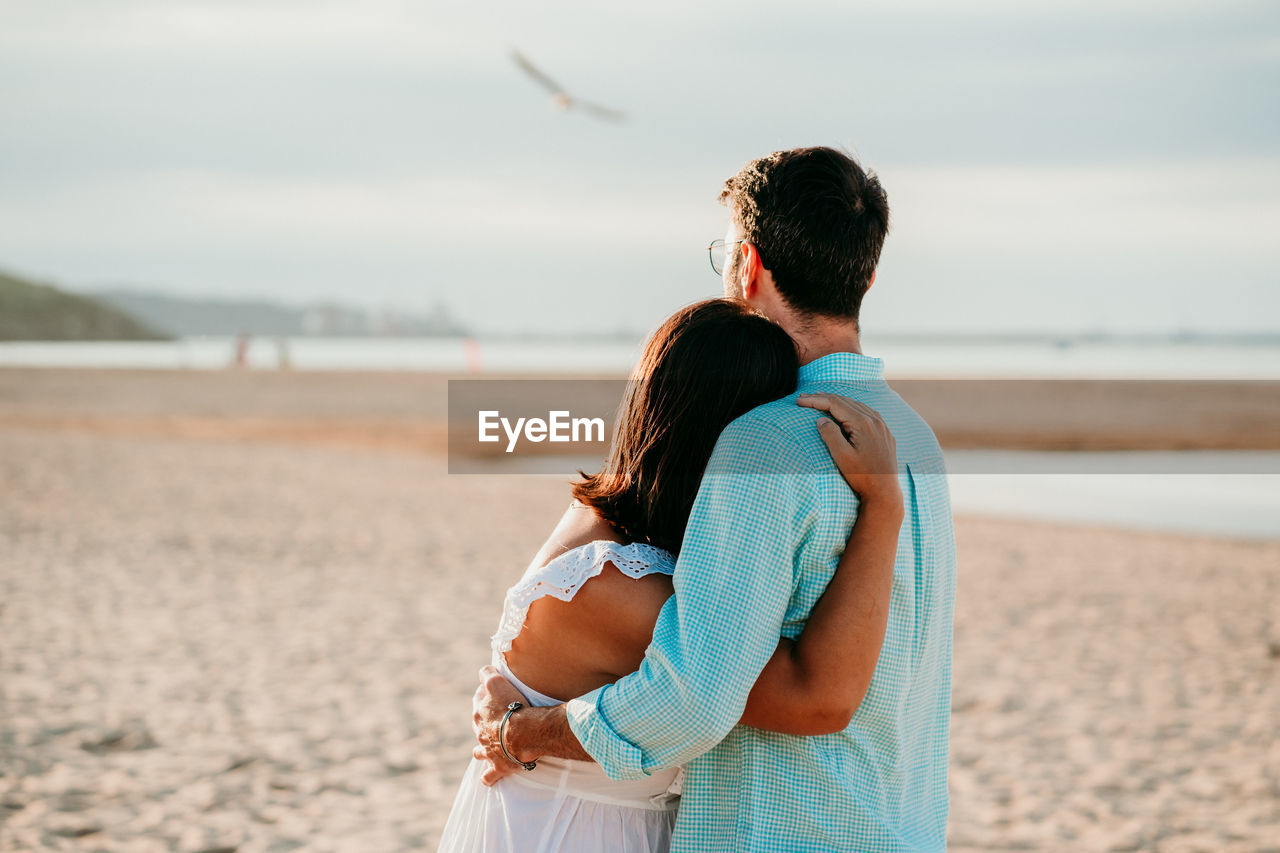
[2,367,1277,453]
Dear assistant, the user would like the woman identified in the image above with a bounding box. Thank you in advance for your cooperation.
[439,299,902,852]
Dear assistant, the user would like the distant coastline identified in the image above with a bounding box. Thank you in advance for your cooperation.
[0,267,472,342]
[0,270,168,342]
[96,289,470,339]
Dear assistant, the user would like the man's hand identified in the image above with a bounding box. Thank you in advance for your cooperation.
[471,665,594,783]
[471,665,530,786]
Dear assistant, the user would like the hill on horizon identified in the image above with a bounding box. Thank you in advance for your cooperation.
[97,290,470,338]
[0,270,168,341]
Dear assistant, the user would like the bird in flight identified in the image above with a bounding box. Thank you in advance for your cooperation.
[510,49,626,123]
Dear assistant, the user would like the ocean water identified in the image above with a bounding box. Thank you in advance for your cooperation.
[0,335,1278,378]
[947,472,1280,540]
[460,450,1280,541]
[944,452,1280,541]
[0,336,642,373]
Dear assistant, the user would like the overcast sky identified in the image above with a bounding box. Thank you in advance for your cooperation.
[1,0,1277,334]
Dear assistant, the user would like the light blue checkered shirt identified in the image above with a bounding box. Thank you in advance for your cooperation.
[566,352,956,852]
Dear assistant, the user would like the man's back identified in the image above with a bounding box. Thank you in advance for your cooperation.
[565,352,955,852]
[675,353,956,852]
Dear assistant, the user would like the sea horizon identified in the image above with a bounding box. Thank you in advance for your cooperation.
[2,334,1279,379]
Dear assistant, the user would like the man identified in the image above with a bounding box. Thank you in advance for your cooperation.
[472,146,956,851]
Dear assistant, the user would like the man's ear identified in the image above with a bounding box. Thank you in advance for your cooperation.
[740,242,761,299]
[867,269,877,291]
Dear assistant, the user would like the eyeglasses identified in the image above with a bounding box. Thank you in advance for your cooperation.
[707,239,748,276]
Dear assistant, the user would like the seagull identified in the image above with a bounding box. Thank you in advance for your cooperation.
[510,49,626,123]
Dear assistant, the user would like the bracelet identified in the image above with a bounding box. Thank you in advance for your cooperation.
[499,702,538,771]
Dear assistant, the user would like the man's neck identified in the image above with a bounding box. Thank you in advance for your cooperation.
[775,314,863,367]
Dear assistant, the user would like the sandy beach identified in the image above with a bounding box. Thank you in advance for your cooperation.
[2,368,1278,852]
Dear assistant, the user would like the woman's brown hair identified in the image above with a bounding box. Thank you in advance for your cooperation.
[572,298,798,554]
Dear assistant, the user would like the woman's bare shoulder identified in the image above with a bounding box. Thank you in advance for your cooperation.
[527,500,624,570]
[519,497,673,669]
[568,561,673,666]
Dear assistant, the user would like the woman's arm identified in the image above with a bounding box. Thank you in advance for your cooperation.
[739,394,904,735]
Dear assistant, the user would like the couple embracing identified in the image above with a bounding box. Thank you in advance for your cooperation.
[440,146,956,852]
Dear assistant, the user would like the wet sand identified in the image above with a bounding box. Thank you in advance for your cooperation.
[1,368,1278,851]
[1,369,1276,455]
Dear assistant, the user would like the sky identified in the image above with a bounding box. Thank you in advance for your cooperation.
[1,0,1277,335]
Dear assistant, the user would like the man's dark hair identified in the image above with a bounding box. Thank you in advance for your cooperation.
[719,146,889,323]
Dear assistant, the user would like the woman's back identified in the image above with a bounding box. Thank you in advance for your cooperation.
[500,504,675,702]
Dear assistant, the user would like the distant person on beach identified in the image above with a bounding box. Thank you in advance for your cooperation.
[465,147,957,852]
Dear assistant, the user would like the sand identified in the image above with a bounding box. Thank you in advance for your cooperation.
[1,368,1278,852]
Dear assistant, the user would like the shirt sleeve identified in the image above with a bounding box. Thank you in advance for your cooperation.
[565,413,817,779]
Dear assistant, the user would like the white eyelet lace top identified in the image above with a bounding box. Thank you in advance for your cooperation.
[491,539,676,655]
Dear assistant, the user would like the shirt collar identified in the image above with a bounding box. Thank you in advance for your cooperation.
[797,351,885,385]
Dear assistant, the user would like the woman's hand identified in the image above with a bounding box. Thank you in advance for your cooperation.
[796,394,901,511]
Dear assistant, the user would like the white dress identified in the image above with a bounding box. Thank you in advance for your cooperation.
[437,540,683,853]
